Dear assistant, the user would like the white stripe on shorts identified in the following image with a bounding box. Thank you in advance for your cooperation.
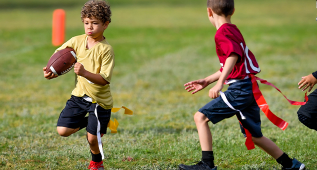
[219,91,246,120]
[94,103,105,160]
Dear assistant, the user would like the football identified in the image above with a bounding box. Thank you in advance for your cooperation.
[46,47,77,76]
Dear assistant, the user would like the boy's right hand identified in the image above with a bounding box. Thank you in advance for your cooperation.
[184,79,209,94]
[298,74,317,92]
[43,67,58,80]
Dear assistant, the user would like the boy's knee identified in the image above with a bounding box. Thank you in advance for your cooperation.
[57,127,76,137]
[251,136,263,145]
[57,129,70,137]
[194,112,209,124]
[87,133,98,146]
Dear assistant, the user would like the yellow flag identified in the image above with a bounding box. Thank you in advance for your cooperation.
[108,106,132,133]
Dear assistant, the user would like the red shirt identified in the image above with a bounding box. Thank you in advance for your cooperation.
[215,23,260,80]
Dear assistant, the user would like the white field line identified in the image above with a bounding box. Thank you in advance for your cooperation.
[1,44,44,59]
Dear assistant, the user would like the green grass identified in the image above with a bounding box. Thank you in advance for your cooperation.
[0,0,317,169]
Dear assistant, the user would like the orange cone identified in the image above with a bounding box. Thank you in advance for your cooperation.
[52,9,65,46]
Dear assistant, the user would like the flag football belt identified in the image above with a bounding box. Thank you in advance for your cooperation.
[93,104,133,160]
[221,74,308,150]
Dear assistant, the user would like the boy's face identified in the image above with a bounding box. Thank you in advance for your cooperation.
[83,17,109,38]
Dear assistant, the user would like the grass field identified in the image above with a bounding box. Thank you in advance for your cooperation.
[0,0,316,169]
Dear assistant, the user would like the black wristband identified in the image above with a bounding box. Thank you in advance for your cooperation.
[312,71,317,79]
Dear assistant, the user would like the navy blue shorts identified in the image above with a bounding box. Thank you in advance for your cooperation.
[199,78,263,137]
[297,89,317,131]
[57,95,111,135]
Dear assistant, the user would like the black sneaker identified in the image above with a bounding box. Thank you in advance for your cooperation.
[282,158,305,170]
[178,161,217,170]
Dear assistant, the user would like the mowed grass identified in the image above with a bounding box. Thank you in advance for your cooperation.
[0,0,316,169]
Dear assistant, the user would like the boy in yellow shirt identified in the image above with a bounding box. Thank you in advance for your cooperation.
[43,0,113,169]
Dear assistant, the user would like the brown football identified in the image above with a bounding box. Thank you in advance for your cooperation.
[46,47,77,76]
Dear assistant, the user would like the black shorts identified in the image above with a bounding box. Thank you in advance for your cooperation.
[297,89,317,131]
[57,95,111,135]
[199,79,263,138]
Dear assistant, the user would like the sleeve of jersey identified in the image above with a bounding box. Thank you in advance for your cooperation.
[312,71,317,79]
[99,48,115,83]
[220,36,243,60]
[54,37,74,53]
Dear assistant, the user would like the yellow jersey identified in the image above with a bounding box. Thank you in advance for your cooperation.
[56,34,115,109]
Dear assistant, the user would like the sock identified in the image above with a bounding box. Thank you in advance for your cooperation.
[91,151,102,162]
[79,117,88,130]
[202,151,215,168]
[276,152,293,168]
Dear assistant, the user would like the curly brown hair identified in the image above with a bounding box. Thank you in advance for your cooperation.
[81,0,111,24]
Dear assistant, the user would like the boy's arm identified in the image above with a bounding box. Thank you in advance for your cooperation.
[74,63,109,86]
[298,71,317,92]
[184,71,221,94]
[205,71,222,84]
[209,53,239,98]
[74,48,114,86]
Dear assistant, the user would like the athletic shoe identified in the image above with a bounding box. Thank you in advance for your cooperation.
[179,161,217,170]
[282,158,305,170]
[88,160,104,170]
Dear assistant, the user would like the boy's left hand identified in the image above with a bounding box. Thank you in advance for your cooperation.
[74,63,86,77]
[43,67,58,80]
[209,82,223,99]
[298,74,317,92]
